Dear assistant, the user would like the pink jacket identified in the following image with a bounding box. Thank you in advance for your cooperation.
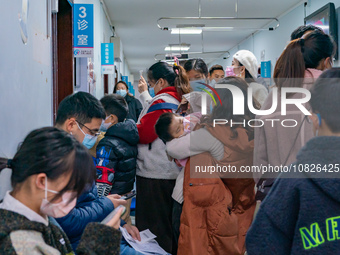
[253,68,323,182]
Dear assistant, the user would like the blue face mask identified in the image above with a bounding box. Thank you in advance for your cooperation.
[116,89,127,98]
[190,79,207,92]
[76,122,97,149]
[149,87,155,97]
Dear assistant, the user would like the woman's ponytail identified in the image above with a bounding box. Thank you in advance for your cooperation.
[0,158,11,172]
[274,38,306,89]
[173,65,192,98]
[274,30,335,90]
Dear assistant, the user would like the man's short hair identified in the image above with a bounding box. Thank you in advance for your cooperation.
[56,92,106,125]
[290,25,323,40]
[209,64,224,76]
[100,94,128,122]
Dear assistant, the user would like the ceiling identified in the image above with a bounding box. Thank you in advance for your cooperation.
[103,0,302,79]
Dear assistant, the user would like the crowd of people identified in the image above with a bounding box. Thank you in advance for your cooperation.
[1,24,340,255]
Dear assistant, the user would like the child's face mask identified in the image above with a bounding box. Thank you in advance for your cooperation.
[99,115,113,132]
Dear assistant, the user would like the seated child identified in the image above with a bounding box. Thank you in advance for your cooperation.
[96,94,139,226]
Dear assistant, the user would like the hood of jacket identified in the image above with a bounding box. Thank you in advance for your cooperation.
[105,119,139,146]
[296,136,340,203]
[303,68,323,87]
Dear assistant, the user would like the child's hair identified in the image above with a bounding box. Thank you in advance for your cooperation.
[56,91,106,125]
[310,68,340,133]
[0,127,95,202]
[100,94,129,122]
[184,58,209,78]
[155,112,176,142]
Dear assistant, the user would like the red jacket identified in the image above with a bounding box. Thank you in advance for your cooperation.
[137,87,181,144]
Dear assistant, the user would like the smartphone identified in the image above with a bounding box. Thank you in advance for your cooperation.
[121,190,136,200]
[139,70,143,78]
[101,205,126,224]
[176,102,189,115]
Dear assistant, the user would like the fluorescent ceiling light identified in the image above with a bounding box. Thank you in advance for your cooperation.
[171,28,202,34]
[164,45,190,51]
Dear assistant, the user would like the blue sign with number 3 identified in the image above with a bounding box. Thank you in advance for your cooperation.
[73,4,94,57]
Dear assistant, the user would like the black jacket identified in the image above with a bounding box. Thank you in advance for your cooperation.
[96,119,139,195]
[246,136,340,255]
[125,94,143,122]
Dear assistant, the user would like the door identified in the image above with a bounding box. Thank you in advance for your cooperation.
[52,0,74,123]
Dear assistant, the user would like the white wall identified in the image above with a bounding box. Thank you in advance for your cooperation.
[209,0,340,72]
[0,0,132,198]
[0,0,53,157]
[0,0,53,197]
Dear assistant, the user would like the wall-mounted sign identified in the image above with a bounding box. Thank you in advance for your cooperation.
[128,81,135,96]
[101,43,114,74]
[122,76,128,84]
[261,61,271,78]
[73,4,94,58]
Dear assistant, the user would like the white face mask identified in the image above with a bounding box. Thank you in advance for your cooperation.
[40,177,77,218]
[99,115,113,132]
[209,79,217,88]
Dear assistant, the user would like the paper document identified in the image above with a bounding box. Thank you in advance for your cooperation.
[120,227,168,255]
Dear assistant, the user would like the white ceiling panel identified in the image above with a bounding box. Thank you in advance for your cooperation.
[103,0,303,78]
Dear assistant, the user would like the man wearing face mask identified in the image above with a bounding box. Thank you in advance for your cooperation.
[208,64,225,87]
[54,92,128,251]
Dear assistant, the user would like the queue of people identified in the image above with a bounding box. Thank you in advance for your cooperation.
[1,24,340,255]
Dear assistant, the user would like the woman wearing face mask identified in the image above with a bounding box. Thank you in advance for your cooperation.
[166,77,258,255]
[114,81,143,123]
[247,68,340,255]
[183,58,209,91]
[0,127,123,255]
[227,50,268,106]
[254,30,336,201]
[136,61,191,254]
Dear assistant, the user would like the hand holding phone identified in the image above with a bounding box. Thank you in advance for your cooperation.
[121,190,136,200]
[101,205,126,226]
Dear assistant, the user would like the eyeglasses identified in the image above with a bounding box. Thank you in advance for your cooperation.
[76,120,101,137]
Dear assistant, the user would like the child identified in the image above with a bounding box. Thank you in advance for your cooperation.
[96,94,139,226]
[246,68,340,254]
[155,110,204,252]
[155,111,202,167]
